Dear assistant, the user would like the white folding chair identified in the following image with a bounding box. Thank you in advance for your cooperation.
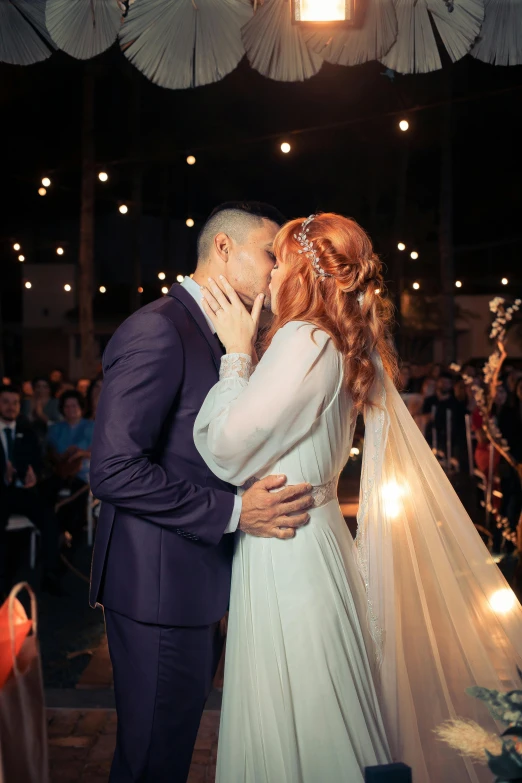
[6,515,40,569]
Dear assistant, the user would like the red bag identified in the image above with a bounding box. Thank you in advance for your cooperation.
[0,590,32,690]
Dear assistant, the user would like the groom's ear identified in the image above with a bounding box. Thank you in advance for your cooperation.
[214,232,232,263]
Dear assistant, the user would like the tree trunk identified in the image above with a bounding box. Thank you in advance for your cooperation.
[78,65,97,378]
[439,77,456,365]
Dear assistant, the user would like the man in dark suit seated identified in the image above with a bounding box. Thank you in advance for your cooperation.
[0,384,62,595]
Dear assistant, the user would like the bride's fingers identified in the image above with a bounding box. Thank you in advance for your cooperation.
[251,293,265,332]
[201,292,220,319]
[207,278,230,310]
[218,275,243,308]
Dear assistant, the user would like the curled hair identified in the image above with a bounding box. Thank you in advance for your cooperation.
[264,213,398,411]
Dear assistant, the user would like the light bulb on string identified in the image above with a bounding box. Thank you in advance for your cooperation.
[42,177,51,187]
[64,284,72,292]
[410,251,419,260]
[186,155,196,166]
[186,218,195,228]
[489,589,516,614]
[18,255,25,263]
[413,282,420,290]
[56,247,64,256]
[397,243,406,251]
[501,277,508,286]
[161,286,169,294]
[24,281,32,289]
[98,172,109,182]
[281,142,291,154]
[176,275,184,283]
[38,187,47,197]
[13,243,21,252]
[99,286,107,294]
[119,204,128,215]
[375,288,381,295]
[138,286,144,294]
[158,272,166,281]
[455,280,462,288]
[399,120,409,132]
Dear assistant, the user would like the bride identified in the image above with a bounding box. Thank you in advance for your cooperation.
[194,213,522,783]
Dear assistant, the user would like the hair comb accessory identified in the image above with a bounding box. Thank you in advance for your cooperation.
[294,215,333,279]
[357,291,365,305]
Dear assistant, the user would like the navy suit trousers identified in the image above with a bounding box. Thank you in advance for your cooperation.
[105,609,224,783]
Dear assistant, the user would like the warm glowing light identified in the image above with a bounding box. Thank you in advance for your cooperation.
[413,282,420,290]
[13,243,20,252]
[158,272,166,281]
[350,447,360,456]
[281,142,291,154]
[381,480,406,519]
[410,251,419,260]
[186,155,196,166]
[501,277,508,286]
[56,247,64,256]
[98,171,109,182]
[38,187,47,196]
[375,288,381,295]
[455,280,462,288]
[176,275,184,283]
[64,284,72,292]
[399,120,409,132]
[138,286,144,294]
[18,255,25,263]
[119,204,128,214]
[42,177,51,187]
[397,243,406,251]
[186,218,195,228]
[161,286,169,294]
[299,0,347,22]
[489,589,517,614]
[99,286,107,294]
[24,281,32,289]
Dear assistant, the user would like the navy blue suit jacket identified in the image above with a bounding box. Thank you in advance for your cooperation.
[89,285,236,626]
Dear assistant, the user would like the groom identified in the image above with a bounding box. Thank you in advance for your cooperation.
[89,201,314,783]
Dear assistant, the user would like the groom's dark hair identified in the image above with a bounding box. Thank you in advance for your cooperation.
[197,201,286,263]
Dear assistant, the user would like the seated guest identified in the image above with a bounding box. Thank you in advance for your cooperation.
[45,391,95,540]
[76,378,91,398]
[0,384,62,595]
[22,376,61,449]
[422,374,455,451]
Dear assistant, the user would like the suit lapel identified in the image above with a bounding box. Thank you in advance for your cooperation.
[167,285,223,372]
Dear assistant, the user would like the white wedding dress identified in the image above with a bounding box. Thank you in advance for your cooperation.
[194,322,392,782]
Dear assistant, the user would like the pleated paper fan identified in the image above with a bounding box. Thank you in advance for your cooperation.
[45,0,122,60]
[0,0,55,65]
[305,0,398,67]
[471,0,522,66]
[120,0,252,90]
[242,0,323,82]
[381,0,484,75]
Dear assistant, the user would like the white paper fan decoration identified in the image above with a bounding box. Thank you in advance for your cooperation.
[0,0,55,65]
[45,0,122,60]
[120,0,252,90]
[242,0,323,82]
[471,0,522,66]
[381,0,484,74]
[305,0,398,66]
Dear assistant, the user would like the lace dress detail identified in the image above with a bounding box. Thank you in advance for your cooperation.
[243,475,339,508]
[219,353,253,381]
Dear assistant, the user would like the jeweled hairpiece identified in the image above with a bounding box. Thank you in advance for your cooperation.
[294,214,333,279]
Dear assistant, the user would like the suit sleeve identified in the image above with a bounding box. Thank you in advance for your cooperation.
[90,311,235,546]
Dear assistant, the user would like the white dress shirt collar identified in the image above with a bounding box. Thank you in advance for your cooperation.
[180,276,216,335]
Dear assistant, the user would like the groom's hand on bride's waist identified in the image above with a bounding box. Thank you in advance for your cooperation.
[239,475,313,540]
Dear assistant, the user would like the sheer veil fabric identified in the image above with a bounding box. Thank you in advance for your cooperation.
[358,355,522,782]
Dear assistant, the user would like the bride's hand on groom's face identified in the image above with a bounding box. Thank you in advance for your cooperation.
[240,475,314,540]
[201,277,264,356]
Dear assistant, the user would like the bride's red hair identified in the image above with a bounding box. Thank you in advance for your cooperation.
[263,213,398,411]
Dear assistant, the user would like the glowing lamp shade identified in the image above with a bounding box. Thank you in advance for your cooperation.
[292,0,354,24]
[489,589,517,615]
[176,275,184,283]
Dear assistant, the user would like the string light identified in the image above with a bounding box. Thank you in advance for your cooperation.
[42,177,51,187]
[489,589,516,614]
[24,281,32,289]
[501,277,508,285]
[38,187,47,196]
[176,275,184,283]
[350,447,360,456]
[399,120,409,132]
[455,280,462,288]
[98,172,109,182]
[186,218,195,228]
[161,286,169,294]
[413,281,420,290]
[56,247,64,256]
[18,255,25,263]
[186,155,196,165]
[397,243,406,251]
[99,286,107,294]
[375,288,381,294]
[64,284,72,292]
[13,243,20,252]
[410,251,419,260]
[119,204,128,214]
[281,142,291,154]
[138,286,144,294]
[158,272,166,280]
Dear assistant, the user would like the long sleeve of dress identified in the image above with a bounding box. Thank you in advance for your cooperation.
[193,321,340,486]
